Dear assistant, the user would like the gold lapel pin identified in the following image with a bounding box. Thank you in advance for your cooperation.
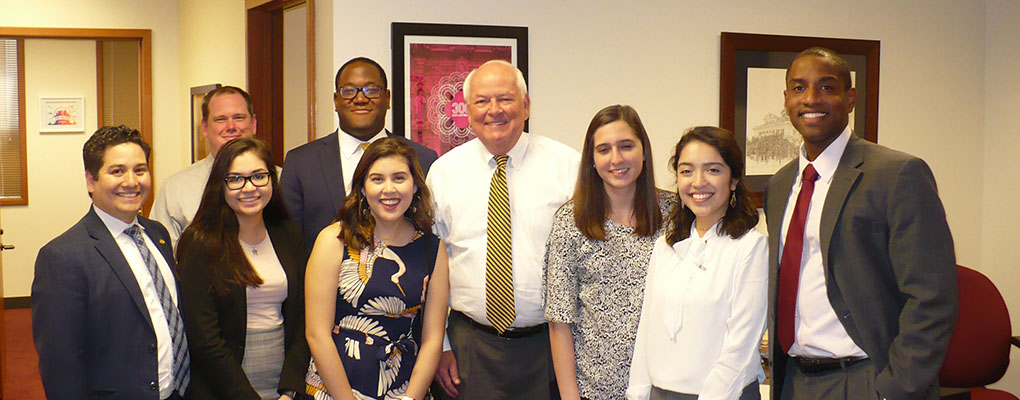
[159,239,166,245]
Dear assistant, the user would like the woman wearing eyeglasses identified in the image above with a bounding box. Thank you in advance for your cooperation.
[178,138,310,399]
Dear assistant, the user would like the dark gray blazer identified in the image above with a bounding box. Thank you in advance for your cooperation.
[32,207,180,400]
[279,130,438,254]
[764,136,957,400]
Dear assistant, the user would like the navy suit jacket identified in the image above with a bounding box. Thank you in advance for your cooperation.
[32,207,181,400]
[764,136,957,400]
[279,130,438,253]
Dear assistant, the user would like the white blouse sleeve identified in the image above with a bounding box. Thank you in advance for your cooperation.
[626,238,670,400]
[698,233,768,400]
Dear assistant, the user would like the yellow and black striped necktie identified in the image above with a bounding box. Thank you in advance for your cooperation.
[485,154,515,333]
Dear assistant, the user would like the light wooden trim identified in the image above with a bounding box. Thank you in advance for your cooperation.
[0,26,153,213]
[0,27,151,40]
[306,0,316,142]
[246,0,273,9]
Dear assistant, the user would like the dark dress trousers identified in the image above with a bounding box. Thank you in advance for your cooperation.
[177,220,310,399]
[32,207,180,400]
[764,136,958,400]
[279,130,438,254]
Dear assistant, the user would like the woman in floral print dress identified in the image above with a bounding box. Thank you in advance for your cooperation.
[305,138,450,400]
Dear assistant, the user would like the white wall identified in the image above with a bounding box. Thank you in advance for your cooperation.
[332,0,984,266]
[334,0,1016,394]
[0,0,180,298]
[982,0,1020,393]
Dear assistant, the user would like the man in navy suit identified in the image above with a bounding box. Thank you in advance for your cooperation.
[280,57,438,253]
[32,125,190,400]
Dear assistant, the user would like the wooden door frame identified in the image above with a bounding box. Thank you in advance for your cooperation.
[0,27,153,212]
[247,0,316,166]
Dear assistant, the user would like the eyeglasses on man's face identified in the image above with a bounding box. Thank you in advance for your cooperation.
[224,172,271,190]
[337,85,384,100]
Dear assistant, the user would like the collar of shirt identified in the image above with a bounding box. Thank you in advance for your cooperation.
[93,205,141,238]
[480,132,531,170]
[338,129,388,159]
[795,126,852,186]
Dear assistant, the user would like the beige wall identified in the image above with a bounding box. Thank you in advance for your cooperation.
[177,0,247,167]
[982,0,1020,392]
[0,39,99,299]
[0,0,180,298]
[283,4,309,154]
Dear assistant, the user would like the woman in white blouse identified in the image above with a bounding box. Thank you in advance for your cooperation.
[627,126,767,400]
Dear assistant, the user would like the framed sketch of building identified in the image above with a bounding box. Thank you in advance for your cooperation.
[720,32,879,207]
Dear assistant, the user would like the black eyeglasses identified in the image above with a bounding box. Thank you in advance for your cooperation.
[224,172,271,190]
[337,85,384,100]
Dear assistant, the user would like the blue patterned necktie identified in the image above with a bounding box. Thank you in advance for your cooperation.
[124,225,190,394]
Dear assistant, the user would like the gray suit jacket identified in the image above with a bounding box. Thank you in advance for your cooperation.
[32,207,180,400]
[279,130,438,254]
[764,136,957,400]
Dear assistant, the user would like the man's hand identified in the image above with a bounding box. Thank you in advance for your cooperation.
[436,350,461,397]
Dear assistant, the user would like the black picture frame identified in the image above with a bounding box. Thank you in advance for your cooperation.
[390,22,529,145]
[720,32,880,208]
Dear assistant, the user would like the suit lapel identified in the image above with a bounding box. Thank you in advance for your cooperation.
[317,131,347,211]
[85,208,154,329]
[819,137,864,269]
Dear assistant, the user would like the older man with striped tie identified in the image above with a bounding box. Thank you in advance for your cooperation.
[426,60,580,399]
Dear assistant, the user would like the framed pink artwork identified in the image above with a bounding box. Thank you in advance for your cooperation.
[392,22,528,156]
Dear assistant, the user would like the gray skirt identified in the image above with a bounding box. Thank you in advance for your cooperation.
[241,324,286,400]
[650,381,761,400]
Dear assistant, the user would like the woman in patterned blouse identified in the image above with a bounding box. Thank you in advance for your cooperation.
[304,138,450,400]
[544,105,674,400]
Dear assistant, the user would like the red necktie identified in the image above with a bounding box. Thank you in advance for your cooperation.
[777,164,819,353]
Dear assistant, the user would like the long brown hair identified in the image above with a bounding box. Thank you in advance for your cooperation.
[335,137,434,251]
[177,138,288,295]
[664,126,758,245]
[573,104,661,240]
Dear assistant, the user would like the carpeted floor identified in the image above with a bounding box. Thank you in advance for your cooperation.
[2,307,44,400]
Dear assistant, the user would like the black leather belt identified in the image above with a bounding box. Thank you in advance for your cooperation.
[791,356,869,373]
[451,310,547,339]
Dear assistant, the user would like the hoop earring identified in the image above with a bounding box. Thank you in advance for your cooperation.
[730,191,737,208]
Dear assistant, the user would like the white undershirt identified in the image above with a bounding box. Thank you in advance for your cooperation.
[242,234,288,330]
[338,129,388,194]
[778,126,868,359]
[94,207,177,399]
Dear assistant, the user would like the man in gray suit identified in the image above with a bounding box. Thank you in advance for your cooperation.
[764,48,957,400]
[280,57,437,253]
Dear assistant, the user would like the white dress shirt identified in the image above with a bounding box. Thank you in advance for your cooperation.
[150,156,214,247]
[338,129,388,194]
[94,207,178,399]
[627,223,767,400]
[778,126,868,359]
[428,133,579,338]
